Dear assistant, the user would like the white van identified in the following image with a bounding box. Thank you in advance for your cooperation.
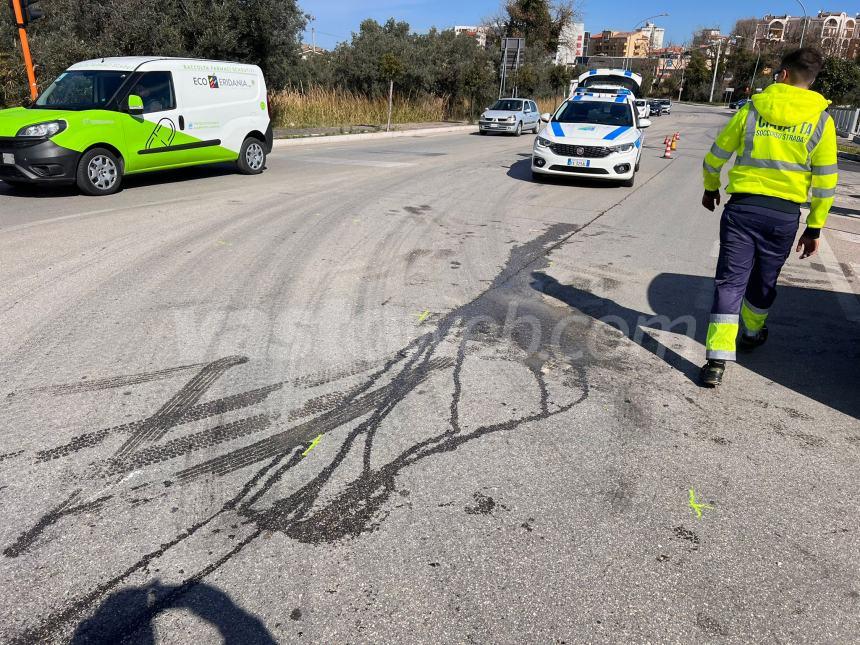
[0,57,272,195]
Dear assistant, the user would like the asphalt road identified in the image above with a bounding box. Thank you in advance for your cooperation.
[1,104,859,644]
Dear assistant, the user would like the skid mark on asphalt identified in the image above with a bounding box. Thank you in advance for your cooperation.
[4,490,113,558]
[13,363,206,397]
[36,383,284,462]
[6,180,673,639]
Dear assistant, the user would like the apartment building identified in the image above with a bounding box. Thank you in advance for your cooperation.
[754,11,859,59]
[589,30,651,58]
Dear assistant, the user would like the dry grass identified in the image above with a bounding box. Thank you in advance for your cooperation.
[269,87,446,129]
[537,97,566,115]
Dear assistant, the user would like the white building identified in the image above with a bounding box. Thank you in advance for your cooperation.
[637,22,665,50]
[555,21,587,65]
[754,12,859,59]
[454,25,488,48]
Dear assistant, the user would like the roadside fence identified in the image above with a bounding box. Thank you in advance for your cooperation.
[830,106,860,139]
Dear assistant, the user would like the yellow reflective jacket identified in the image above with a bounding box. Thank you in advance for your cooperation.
[703,83,838,230]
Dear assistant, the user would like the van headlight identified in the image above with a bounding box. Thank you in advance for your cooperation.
[18,121,67,138]
[536,136,552,148]
[611,142,635,153]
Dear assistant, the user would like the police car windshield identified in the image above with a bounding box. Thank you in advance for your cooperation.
[34,71,129,110]
[490,100,524,111]
[555,101,634,127]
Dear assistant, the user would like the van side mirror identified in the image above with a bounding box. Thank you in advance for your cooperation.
[127,94,144,116]
[639,119,652,128]
[540,113,551,123]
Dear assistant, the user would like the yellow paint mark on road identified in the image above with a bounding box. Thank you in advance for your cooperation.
[688,489,714,519]
[416,310,431,324]
[302,434,323,457]
[216,240,230,247]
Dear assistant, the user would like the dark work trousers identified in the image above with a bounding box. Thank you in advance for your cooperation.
[707,203,799,361]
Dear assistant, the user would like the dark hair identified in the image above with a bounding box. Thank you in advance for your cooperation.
[779,48,824,84]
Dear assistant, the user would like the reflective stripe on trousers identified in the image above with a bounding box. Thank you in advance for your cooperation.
[706,315,739,361]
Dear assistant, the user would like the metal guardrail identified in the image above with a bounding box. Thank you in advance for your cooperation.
[830,106,860,138]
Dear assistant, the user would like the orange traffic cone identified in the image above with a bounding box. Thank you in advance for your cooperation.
[663,137,673,159]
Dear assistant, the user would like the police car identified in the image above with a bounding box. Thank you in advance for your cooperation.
[532,69,652,187]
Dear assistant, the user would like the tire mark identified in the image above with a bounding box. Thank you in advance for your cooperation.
[14,363,206,397]
[37,383,284,463]
[177,358,453,482]
[113,356,250,460]
[7,455,287,645]
[102,414,277,477]
[4,490,113,558]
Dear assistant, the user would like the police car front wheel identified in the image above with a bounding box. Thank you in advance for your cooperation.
[237,137,267,175]
[76,148,122,196]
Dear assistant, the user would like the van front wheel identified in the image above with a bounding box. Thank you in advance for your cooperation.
[77,148,122,196]
[237,137,266,175]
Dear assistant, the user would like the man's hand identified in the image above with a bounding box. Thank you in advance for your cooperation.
[702,190,721,212]
[796,234,820,259]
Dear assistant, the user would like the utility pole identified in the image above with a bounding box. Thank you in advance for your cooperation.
[9,0,43,101]
[708,37,723,103]
[796,0,808,48]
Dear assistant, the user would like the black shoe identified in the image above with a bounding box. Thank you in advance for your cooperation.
[699,360,726,388]
[738,326,769,353]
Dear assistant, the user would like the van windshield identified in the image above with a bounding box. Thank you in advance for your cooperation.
[554,101,634,127]
[34,70,130,110]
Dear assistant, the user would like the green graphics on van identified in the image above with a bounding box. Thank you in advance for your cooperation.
[0,57,272,196]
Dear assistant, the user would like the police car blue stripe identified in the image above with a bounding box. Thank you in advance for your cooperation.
[573,95,583,101]
[624,70,633,77]
[635,138,642,148]
[589,69,598,75]
[615,96,626,103]
[551,121,565,137]
[604,126,630,140]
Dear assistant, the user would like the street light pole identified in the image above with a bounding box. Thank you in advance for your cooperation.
[749,42,762,94]
[796,0,808,48]
[632,13,669,71]
[708,37,723,103]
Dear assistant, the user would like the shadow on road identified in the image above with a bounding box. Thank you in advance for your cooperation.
[532,271,859,418]
[70,581,276,645]
[0,164,243,200]
[506,158,621,189]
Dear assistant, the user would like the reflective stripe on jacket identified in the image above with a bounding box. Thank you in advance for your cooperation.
[703,84,839,230]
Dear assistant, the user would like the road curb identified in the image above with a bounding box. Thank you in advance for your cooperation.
[838,151,860,163]
[273,125,477,148]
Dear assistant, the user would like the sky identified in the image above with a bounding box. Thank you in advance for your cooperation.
[300,0,852,50]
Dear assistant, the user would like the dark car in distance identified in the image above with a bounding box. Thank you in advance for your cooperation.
[648,99,664,116]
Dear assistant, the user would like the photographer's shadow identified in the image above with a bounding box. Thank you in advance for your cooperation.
[532,271,859,418]
[71,580,276,645]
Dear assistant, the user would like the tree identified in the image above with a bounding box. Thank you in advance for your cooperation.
[682,50,712,101]
[0,0,307,105]
[813,57,860,105]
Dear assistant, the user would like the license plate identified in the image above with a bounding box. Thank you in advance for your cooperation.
[489,124,499,128]
[567,158,589,167]
[2,153,13,165]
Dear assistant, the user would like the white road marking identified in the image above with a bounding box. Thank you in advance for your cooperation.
[834,230,860,244]
[818,235,860,322]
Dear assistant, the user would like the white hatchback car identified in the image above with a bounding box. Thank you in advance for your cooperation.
[531,92,651,187]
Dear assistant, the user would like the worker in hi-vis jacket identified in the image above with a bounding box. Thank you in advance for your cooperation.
[700,48,838,387]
